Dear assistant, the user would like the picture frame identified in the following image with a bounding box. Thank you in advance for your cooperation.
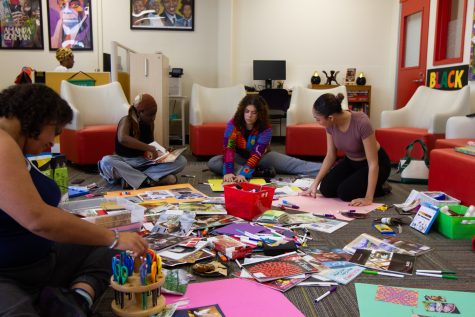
[131,0,194,31]
[47,0,93,51]
[0,0,44,50]
[344,67,357,85]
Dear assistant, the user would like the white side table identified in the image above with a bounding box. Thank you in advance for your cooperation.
[169,95,187,146]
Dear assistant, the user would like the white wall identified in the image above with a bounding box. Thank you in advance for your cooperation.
[225,0,399,127]
[0,0,219,98]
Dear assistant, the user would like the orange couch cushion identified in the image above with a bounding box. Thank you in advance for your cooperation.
[190,123,226,156]
[60,125,117,164]
[429,148,475,206]
[285,124,327,156]
[375,127,443,163]
[435,138,473,149]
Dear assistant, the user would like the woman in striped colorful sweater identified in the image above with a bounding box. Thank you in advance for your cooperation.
[208,94,321,182]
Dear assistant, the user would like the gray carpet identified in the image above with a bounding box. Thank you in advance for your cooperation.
[66,146,475,317]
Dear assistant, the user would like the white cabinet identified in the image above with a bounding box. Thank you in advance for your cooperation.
[129,53,169,147]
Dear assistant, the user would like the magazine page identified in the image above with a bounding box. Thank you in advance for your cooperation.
[349,249,416,275]
[177,203,227,215]
[300,218,348,234]
[151,210,196,236]
[343,233,405,255]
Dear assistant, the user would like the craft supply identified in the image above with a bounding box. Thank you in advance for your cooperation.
[314,286,338,304]
[416,270,456,274]
[298,282,338,287]
[362,269,404,278]
[235,259,242,269]
[282,200,300,209]
[415,272,458,279]
[323,214,336,219]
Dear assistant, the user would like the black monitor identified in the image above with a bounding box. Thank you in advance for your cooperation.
[253,60,286,89]
[103,53,111,72]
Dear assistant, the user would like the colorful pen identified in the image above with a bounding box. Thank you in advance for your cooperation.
[363,270,404,278]
[323,214,336,219]
[314,286,338,303]
[282,200,300,209]
[299,282,338,287]
[415,272,457,279]
[416,270,456,274]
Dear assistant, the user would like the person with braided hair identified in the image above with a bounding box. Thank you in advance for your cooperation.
[98,93,187,189]
[54,47,74,72]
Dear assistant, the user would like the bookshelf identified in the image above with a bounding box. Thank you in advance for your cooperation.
[311,84,371,117]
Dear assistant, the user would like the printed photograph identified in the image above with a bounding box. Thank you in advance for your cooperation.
[131,0,194,31]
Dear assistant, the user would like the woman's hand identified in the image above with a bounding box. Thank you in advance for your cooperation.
[300,181,319,198]
[349,197,373,207]
[235,175,247,183]
[223,173,235,183]
[115,232,148,257]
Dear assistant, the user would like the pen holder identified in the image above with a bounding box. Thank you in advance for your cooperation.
[224,183,275,221]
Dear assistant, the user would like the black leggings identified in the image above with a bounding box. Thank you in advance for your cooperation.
[319,148,391,202]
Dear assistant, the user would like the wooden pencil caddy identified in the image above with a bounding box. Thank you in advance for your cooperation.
[110,273,165,317]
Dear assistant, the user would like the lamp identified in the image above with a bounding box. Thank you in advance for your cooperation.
[311,71,321,85]
[356,72,366,85]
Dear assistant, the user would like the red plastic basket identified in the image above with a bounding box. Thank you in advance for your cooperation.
[224,183,275,221]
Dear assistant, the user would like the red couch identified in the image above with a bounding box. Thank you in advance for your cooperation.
[429,148,475,206]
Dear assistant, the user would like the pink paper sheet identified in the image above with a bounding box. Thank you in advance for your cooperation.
[164,278,304,317]
[274,195,382,221]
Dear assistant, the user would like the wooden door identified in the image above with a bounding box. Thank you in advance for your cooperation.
[396,0,430,108]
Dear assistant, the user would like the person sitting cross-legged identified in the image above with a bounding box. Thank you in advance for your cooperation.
[99,93,187,189]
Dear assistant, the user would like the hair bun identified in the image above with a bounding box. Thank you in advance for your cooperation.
[336,93,345,103]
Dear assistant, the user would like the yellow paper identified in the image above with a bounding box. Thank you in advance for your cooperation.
[207,178,267,192]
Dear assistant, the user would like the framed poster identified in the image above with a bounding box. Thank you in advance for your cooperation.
[344,68,356,85]
[131,0,194,31]
[0,0,44,49]
[47,0,93,50]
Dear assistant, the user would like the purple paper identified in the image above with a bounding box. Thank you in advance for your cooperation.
[213,223,270,235]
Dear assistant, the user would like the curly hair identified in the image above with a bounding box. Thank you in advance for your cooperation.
[233,94,270,131]
[0,84,73,138]
[56,48,73,63]
[313,93,345,117]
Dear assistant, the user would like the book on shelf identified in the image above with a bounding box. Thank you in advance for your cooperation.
[349,248,416,275]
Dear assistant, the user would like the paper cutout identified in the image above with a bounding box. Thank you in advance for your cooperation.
[164,279,304,317]
[273,195,381,221]
[375,285,419,307]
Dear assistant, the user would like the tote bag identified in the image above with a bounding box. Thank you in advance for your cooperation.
[398,139,429,184]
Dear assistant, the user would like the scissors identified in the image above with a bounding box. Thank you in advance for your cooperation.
[113,259,129,285]
[123,254,135,276]
[150,261,157,283]
[139,262,147,286]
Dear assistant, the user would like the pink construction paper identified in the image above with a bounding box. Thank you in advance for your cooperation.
[164,278,304,317]
[275,195,381,221]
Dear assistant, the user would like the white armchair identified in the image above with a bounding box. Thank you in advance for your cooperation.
[376,85,470,162]
[189,83,246,156]
[59,81,129,164]
[445,115,475,139]
[286,85,348,156]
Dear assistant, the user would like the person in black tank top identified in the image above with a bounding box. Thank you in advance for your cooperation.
[0,84,148,316]
[98,93,187,189]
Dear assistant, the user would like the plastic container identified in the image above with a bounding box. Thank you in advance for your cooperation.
[224,183,275,221]
[418,191,460,207]
[60,197,145,228]
[436,205,475,239]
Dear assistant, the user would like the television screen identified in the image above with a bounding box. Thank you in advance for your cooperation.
[253,60,286,81]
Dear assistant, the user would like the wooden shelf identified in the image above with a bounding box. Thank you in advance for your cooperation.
[311,84,371,117]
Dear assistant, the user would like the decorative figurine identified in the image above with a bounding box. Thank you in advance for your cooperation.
[311,71,321,85]
[323,70,340,85]
[356,72,367,85]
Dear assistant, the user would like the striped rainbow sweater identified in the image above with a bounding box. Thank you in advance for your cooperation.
[223,119,272,178]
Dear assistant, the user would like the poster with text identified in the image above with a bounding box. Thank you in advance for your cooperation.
[47,0,92,50]
[0,0,44,49]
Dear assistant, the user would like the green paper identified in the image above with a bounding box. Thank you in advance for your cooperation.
[355,283,475,317]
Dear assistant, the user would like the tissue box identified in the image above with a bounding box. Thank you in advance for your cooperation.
[418,191,460,207]
[60,197,145,229]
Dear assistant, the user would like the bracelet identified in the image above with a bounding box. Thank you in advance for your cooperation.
[109,230,120,249]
